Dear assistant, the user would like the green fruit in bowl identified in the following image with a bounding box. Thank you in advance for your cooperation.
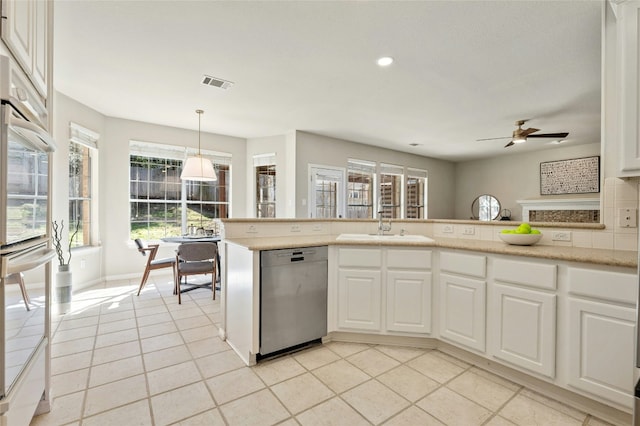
[500,229,512,234]
[516,223,532,234]
[530,229,541,234]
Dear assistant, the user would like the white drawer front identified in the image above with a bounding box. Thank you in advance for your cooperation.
[440,251,486,278]
[338,248,382,268]
[494,258,556,290]
[568,267,637,305]
[387,249,431,270]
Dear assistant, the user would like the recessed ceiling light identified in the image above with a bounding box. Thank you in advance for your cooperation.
[377,56,394,67]
[409,143,422,147]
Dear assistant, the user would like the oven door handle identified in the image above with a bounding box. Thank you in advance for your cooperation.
[8,112,57,153]
[5,248,55,276]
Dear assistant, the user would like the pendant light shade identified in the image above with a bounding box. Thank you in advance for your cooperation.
[180,109,217,181]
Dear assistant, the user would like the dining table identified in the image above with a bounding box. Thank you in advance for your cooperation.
[160,235,222,290]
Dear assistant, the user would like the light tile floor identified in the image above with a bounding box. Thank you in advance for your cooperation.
[30,273,616,426]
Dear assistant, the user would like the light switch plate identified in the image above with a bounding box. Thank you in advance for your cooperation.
[442,225,454,234]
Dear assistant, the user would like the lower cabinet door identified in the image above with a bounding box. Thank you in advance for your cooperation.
[337,268,382,331]
[568,297,636,409]
[489,284,556,378]
[386,270,432,334]
[439,273,486,352]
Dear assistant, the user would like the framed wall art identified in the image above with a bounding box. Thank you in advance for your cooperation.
[540,156,600,195]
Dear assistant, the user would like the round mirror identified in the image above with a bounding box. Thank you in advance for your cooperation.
[471,194,501,221]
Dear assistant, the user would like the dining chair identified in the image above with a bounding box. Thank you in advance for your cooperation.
[174,242,217,304]
[134,239,177,296]
[5,272,31,311]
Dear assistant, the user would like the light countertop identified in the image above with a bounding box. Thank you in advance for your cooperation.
[222,235,637,268]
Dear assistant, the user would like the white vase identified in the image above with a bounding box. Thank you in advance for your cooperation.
[55,265,72,303]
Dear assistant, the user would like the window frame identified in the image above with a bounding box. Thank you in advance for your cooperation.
[347,159,376,219]
[68,122,99,248]
[378,163,404,219]
[406,168,428,219]
[254,153,277,218]
[129,141,231,240]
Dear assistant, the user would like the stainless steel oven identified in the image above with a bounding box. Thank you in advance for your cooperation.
[633,246,640,426]
[0,54,55,424]
[0,242,54,397]
[0,54,55,250]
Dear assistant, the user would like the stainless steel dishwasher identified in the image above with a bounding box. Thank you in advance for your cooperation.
[260,246,328,358]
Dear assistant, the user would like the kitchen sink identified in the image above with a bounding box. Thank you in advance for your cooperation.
[336,233,435,243]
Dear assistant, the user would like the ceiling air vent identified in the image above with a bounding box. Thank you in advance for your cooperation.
[201,75,234,90]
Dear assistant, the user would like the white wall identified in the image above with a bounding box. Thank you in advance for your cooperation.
[293,131,457,219]
[52,92,107,289]
[454,143,601,222]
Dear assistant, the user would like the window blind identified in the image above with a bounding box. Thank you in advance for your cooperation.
[69,122,100,149]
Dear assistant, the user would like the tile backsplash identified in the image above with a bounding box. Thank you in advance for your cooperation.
[222,177,640,252]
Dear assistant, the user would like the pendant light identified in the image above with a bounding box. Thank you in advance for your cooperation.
[180,109,217,181]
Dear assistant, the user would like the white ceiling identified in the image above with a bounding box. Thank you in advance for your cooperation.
[53,0,602,162]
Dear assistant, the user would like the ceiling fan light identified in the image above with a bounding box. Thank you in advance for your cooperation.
[181,156,217,181]
[513,136,527,144]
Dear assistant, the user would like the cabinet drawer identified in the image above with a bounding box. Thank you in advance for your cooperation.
[440,251,486,278]
[494,258,556,290]
[387,249,431,270]
[338,248,382,268]
[568,267,636,305]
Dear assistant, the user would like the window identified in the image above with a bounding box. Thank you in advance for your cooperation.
[254,154,276,218]
[129,141,231,240]
[406,168,427,219]
[68,123,99,247]
[347,159,375,218]
[379,163,403,219]
[311,167,345,218]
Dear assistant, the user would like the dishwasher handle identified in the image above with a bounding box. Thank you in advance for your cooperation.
[261,246,328,267]
[277,250,315,257]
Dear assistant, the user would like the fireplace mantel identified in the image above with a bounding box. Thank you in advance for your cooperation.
[517,197,600,222]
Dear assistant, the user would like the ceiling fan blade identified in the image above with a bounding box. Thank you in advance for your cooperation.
[520,127,540,137]
[504,141,515,148]
[527,132,569,139]
[476,136,510,141]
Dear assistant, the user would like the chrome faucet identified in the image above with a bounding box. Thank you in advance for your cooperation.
[377,209,392,235]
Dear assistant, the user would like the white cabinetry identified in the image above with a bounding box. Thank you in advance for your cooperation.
[337,248,382,331]
[439,251,486,352]
[616,1,640,175]
[386,250,432,334]
[489,258,557,378]
[335,247,432,335]
[1,0,49,98]
[567,267,636,410]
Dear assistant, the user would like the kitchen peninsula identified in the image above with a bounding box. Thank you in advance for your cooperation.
[220,218,636,426]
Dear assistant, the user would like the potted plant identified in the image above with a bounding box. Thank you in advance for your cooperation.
[52,220,79,303]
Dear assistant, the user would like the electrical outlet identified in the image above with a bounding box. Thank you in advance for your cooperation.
[618,208,637,228]
[247,225,258,234]
[290,225,301,233]
[442,225,454,234]
[312,224,322,232]
[552,231,572,242]
[80,259,86,269]
[463,226,475,235]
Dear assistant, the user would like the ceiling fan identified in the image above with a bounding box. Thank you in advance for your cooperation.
[477,120,569,148]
